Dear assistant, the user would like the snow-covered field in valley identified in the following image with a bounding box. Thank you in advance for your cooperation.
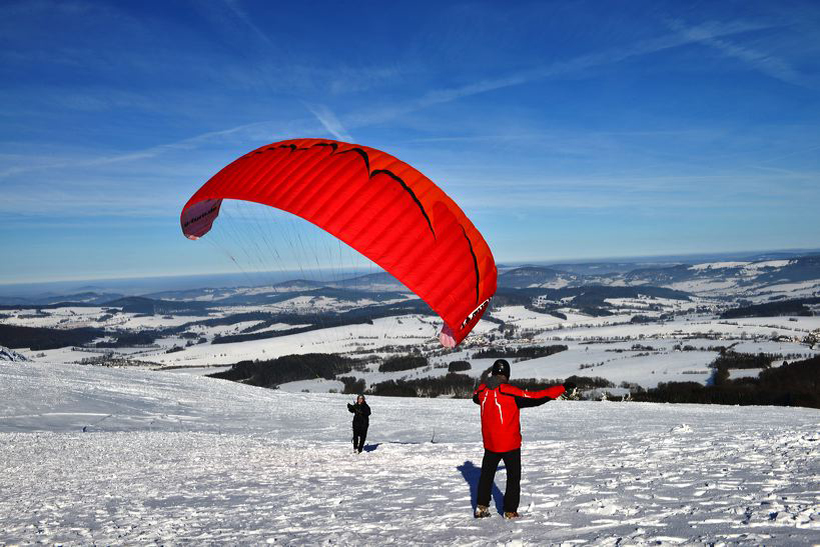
[1,361,818,545]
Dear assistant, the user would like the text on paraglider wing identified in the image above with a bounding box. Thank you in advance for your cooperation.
[460,297,492,329]
[182,203,220,228]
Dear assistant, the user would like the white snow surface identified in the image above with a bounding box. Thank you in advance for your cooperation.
[1,361,819,545]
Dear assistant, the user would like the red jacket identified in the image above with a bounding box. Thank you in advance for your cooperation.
[473,376,565,453]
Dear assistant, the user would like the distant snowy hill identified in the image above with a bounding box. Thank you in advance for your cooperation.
[3,254,818,308]
[498,266,580,289]
[0,291,124,306]
[328,271,408,291]
[498,255,820,299]
[1,361,818,544]
[139,274,409,305]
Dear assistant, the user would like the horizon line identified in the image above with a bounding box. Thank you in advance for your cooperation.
[2,245,818,290]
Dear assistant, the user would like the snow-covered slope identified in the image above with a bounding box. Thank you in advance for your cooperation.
[494,255,820,298]
[1,361,818,545]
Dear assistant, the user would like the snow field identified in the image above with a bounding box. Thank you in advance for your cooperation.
[1,361,818,545]
[750,280,820,301]
[502,349,717,389]
[424,341,718,389]
[535,316,811,342]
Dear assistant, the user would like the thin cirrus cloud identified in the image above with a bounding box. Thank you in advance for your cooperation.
[207,0,778,135]
[0,119,301,180]
[302,102,353,142]
[6,15,776,170]
[448,170,816,212]
[664,18,815,89]
[286,19,784,149]
[335,22,777,139]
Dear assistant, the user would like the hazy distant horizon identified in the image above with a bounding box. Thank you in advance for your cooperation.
[3,245,818,298]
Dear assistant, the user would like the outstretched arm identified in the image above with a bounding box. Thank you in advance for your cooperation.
[500,384,566,409]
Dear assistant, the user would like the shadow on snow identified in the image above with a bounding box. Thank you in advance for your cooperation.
[457,460,504,515]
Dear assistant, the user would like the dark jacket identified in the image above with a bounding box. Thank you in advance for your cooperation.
[472,376,565,452]
[347,402,371,430]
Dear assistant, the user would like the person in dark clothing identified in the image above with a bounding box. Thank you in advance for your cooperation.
[347,394,371,453]
[472,359,573,519]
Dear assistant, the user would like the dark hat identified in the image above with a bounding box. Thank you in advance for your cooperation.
[491,359,510,378]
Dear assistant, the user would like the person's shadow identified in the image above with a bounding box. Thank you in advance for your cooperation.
[457,460,504,514]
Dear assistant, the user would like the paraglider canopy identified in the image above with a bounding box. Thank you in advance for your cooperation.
[181,138,496,347]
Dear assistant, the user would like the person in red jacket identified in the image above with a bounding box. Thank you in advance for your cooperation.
[472,359,572,519]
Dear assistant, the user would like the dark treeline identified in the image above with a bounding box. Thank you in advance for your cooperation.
[210,353,358,388]
[370,373,476,398]
[513,375,614,390]
[473,344,568,359]
[339,376,367,394]
[378,355,428,373]
[634,355,820,408]
[491,288,547,307]
[710,351,777,370]
[448,361,471,372]
[720,297,819,319]
[95,330,161,348]
[630,315,656,324]
[578,307,614,317]
[0,324,103,350]
[0,323,169,350]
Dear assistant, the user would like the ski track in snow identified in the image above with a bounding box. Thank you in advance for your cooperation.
[1,362,819,545]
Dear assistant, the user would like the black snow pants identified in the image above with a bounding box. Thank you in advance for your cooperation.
[353,427,368,453]
[476,448,521,513]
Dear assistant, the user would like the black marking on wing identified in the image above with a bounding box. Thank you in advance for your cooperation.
[238,141,436,239]
[336,147,371,173]
[313,142,339,152]
[461,226,480,305]
[371,169,435,239]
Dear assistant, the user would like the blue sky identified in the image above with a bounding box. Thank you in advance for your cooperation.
[1,0,819,284]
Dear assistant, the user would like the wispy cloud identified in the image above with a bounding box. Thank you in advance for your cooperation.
[345,20,777,129]
[221,0,278,51]
[0,119,298,179]
[302,102,352,141]
[665,18,814,89]
[453,170,820,212]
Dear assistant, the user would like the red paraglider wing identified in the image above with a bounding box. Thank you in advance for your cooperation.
[180,138,497,346]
